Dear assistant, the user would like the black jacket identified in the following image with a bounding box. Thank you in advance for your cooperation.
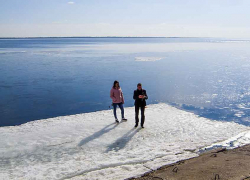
[133,89,148,106]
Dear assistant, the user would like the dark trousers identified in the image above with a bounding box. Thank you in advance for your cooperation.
[135,105,145,126]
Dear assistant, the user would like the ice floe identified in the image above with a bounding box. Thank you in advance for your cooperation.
[0,103,249,180]
[135,57,164,62]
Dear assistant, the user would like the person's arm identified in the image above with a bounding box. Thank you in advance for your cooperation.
[121,91,125,104]
[133,90,139,100]
[143,90,148,100]
[110,89,116,102]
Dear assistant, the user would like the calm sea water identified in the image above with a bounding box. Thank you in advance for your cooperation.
[0,37,250,127]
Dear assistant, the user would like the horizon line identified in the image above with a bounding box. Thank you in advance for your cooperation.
[0,36,211,39]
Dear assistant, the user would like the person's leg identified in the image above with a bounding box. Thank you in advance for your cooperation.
[141,106,145,127]
[113,103,118,120]
[118,103,124,119]
[135,105,139,127]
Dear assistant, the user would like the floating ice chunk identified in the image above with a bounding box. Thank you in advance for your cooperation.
[135,57,164,62]
[234,111,245,117]
[237,104,245,109]
[243,117,250,123]
[237,103,250,109]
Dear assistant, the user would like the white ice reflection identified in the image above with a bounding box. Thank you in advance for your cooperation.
[135,57,164,62]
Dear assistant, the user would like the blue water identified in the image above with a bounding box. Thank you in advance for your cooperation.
[0,37,250,127]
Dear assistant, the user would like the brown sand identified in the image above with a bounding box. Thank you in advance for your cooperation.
[129,144,250,180]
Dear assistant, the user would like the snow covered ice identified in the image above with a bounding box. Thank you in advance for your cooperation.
[0,104,249,180]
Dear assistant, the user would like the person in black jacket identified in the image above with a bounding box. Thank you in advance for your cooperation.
[133,83,148,128]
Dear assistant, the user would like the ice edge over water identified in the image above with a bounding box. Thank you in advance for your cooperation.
[0,103,249,180]
[135,57,164,62]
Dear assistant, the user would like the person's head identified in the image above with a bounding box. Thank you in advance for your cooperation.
[137,83,142,90]
[113,80,120,88]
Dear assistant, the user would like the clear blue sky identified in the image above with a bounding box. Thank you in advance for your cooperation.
[0,0,250,37]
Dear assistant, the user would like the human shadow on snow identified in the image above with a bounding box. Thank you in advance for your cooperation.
[78,122,120,147]
[105,128,141,153]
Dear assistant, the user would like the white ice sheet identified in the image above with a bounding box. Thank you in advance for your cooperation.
[0,104,249,180]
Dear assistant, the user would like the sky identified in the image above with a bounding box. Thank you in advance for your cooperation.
[0,0,250,38]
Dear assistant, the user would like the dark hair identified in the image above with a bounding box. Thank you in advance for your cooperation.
[113,80,120,88]
[137,83,142,87]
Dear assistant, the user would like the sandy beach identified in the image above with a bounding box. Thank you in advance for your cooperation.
[130,144,250,180]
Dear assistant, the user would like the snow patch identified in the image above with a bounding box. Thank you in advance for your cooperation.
[202,130,250,150]
[0,103,249,180]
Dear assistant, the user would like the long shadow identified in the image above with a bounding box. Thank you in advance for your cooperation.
[78,122,119,147]
[105,128,141,153]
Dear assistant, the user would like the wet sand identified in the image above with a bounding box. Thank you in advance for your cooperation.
[129,144,250,180]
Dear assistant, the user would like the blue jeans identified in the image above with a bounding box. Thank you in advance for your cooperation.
[113,103,124,119]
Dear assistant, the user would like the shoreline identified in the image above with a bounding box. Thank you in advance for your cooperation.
[129,144,250,180]
[2,101,249,128]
